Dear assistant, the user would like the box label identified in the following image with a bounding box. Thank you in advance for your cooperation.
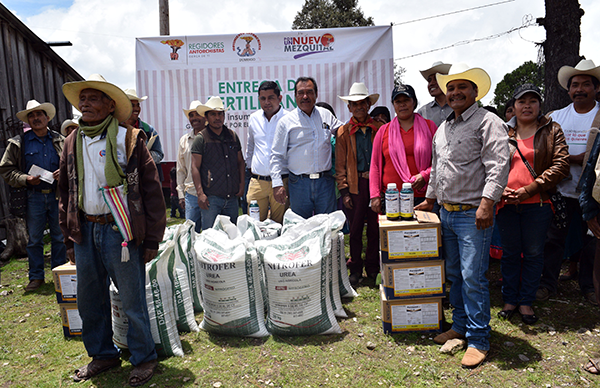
[59,274,77,298]
[65,308,82,333]
[387,228,438,258]
[391,302,439,330]
[393,266,443,296]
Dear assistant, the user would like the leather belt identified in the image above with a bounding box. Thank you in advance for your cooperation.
[358,171,370,179]
[84,213,115,224]
[297,171,328,179]
[252,174,272,181]
[31,188,53,194]
[442,203,476,212]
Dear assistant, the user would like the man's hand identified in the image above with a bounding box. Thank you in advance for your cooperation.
[52,169,60,181]
[197,193,209,210]
[67,248,75,264]
[415,198,435,212]
[179,198,185,210]
[143,248,158,263]
[587,216,600,239]
[411,173,426,191]
[504,187,531,205]
[371,197,382,214]
[274,186,287,204]
[342,194,353,210]
[27,175,41,185]
[570,152,585,166]
[236,182,244,197]
[476,197,494,230]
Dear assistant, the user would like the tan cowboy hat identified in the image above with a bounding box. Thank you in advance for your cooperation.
[557,59,600,90]
[196,96,228,117]
[419,61,452,81]
[16,100,56,122]
[436,63,491,101]
[338,82,379,105]
[60,118,79,136]
[183,100,203,116]
[62,74,132,122]
[123,88,148,101]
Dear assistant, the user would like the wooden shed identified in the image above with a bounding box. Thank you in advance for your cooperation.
[0,3,83,241]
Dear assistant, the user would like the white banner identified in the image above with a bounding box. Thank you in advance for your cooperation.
[136,26,394,162]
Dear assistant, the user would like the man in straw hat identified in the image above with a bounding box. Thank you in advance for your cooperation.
[176,100,206,232]
[335,82,382,285]
[537,59,600,305]
[0,99,66,291]
[417,61,452,127]
[191,96,245,230]
[271,76,344,219]
[61,118,79,137]
[246,81,289,224]
[58,74,166,386]
[416,63,510,368]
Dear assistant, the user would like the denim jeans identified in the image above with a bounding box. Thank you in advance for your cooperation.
[497,203,553,306]
[185,192,202,233]
[200,195,239,230]
[26,190,66,280]
[288,172,336,219]
[441,207,492,351]
[74,220,156,366]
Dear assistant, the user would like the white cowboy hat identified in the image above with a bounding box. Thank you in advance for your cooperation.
[62,74,132,122]
[196,96,228,117]
[123,88,148,101]
[338,82,379,105]
[60,118,79,136]
[419,61,452,81]
[557,59,600,90]
[16,100,56,123]
[436,63,491,101]
[183,100,203,116]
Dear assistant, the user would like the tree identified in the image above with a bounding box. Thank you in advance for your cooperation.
[492,61,545,116]
[538,0,584,112]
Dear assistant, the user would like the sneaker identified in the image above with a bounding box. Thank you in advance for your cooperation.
[585,292,599,306]
[535,287,551,301]
[349,273,362,286]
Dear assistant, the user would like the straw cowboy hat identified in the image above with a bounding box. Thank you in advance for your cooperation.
[196,96,228,117]
[62,74,132,122]
[338,82,379,105]
[60,118,79,136]
[557,59,600,90]
[419,61,452,81]
[183,100,203,116]
[16,100,56,122]
[436,63,491,101]
[123,88,148,101]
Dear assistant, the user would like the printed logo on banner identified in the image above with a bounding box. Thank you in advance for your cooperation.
[188,41,225,58]
[232,33,261,62]
[283,33,335,59]
[160,39,185,60]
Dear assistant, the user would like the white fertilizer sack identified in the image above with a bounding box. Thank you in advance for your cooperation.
[109,281,128,349]
[335,231,358,298]
[175,220,204,313]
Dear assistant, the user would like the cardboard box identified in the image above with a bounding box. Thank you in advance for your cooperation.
[380,285,443,333]
[381,260,445,299]
[52,263,77,303]
[59,303,82,337]
[379,211,441,263]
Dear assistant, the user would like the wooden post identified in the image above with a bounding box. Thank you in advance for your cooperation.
[159,0,169,36]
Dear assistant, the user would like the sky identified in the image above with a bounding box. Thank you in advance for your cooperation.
[3,0,600,108]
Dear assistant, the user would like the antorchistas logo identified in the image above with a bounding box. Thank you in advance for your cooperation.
[161,39,184,60]
[283,33,334,59]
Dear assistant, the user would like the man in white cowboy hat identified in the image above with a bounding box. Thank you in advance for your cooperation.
[176,100,206,232]
[246,81,289,224]
[271,76,344,219]
[0,99,66,291]
[58,74,165,386]
[335,82,381,285]
[191,96,245,230]
[537,58,600,304]
[123,88,165,180]
[415,63,510,368]
[417,61,452,127]
[60,118,79,137]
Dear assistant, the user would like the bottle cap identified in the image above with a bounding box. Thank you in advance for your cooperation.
[387,183,397,190]
[402,183,412,190]
[250,200,258,204]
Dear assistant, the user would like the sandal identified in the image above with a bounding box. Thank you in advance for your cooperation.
[73,357,121,382]
[584,359,600,375]
[129,359,158,387]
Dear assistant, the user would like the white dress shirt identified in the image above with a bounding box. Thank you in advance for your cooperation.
[176,129,199,198]
[246,107,288,177]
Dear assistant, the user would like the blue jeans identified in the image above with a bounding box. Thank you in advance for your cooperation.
[441,207,493,351]
[26,190,66,280]
[288,172,336,219]
[200,195,239,230]
[497,203,553,306]
[74,220,156,366]
[185,192,202,233]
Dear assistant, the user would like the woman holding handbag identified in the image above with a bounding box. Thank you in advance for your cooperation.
[496,84,569,324]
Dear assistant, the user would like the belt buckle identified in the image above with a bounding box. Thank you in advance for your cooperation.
[41,189,51,194]
[309,173,320,179]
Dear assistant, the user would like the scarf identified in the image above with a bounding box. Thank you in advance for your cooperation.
[349,116,378,136]
[383,113,433,195]
[76,115,126,209]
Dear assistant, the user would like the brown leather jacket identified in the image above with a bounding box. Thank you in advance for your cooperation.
[335,120,381,196]
[506,115,570,201]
